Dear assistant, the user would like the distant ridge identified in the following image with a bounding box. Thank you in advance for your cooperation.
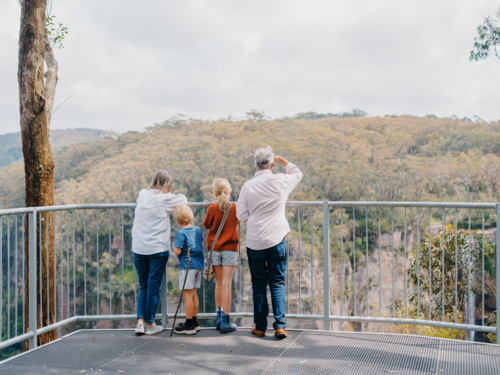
[0,128,111,169]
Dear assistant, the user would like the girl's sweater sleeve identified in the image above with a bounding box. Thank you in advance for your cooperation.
[203,205,213,230]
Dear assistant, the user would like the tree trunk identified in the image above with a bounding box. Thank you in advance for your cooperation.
[18,0,57,350]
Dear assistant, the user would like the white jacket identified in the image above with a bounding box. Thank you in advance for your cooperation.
[132,189,187,255]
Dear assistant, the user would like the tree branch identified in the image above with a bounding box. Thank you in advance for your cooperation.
[44,33,58,127]
[51,91,75,117]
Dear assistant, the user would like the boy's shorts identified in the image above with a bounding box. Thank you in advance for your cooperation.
[211,251,238,266]
[179,269,202,290]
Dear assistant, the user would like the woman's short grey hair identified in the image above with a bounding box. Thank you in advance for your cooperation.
[254,146,274,170]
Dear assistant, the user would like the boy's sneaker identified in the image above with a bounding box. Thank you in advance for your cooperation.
[144,323,163,336]
[135,322,145,335]
[174,322,196,335]
[177,321,201,332]
[220,315,237,334]
[216,308,223,330]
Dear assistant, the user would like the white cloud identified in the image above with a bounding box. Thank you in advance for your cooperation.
[0,0,499,135]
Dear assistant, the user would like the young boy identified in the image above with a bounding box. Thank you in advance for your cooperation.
[173,205,204,335]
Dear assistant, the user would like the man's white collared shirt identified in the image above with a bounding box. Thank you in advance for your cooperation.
[236,163,303,250]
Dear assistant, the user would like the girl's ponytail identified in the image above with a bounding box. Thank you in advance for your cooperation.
[212,178,232,212]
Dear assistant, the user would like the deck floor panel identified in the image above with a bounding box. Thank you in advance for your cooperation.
[1,329,499,375]
[100,329,300,375]
[264,331,441,375]
[4,330,155,372]
[438,339,500,375]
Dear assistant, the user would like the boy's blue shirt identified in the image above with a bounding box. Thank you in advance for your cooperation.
[175,226,204,270]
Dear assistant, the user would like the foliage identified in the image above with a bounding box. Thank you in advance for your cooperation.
[404,225,488,320]
[44,0,68,49]
[470,8,500,61]
[45,16,68,49]
[0,129,111,170]
[486,310,497,344]
[294,108,368,120]
[479,272,498,343]
[383,302,467,340]
[386,225,496,341]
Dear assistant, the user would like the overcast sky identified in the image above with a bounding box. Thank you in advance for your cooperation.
[0,0,499,135]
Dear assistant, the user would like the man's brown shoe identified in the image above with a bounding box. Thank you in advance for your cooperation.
[275,328,288,339]
[251,327,266,337]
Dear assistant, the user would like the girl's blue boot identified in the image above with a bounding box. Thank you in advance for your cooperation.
[216,307,222,330]
[220,314,237,334]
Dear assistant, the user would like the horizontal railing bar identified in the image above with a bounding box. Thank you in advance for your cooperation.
[327,316,496,333]
[35,313,495,335]
[327,201,496,209]
[1,200,495,216]
[35,204,136,212]
[0,208,35,215]
[75,314,138,321]
[284,202,324,207]
[188,202,213,208]
[0,332,35,350]
[37,316,80,335]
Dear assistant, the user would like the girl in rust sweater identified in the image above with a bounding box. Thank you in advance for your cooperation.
[203,178,239,333]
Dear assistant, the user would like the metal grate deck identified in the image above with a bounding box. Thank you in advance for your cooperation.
[1,329,499,374]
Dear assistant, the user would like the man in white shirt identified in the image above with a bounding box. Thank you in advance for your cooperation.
[236,146,303,339]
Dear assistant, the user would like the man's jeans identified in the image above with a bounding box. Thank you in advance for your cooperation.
[247,238,287,331]
[133,250,169,324]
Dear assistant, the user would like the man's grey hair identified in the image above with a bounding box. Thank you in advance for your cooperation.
[254,146,274,170]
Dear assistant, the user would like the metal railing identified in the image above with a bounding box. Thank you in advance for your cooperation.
[0,201,499,353]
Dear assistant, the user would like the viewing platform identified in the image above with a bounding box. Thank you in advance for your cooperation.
[1,201,499,373]
[2,328,500,374]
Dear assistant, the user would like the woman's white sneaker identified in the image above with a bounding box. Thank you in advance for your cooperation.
[145,323,164,335]
[135,323,145,334]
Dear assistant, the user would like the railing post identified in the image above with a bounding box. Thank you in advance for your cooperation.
[323,202,330,331]
[28,210,37,349]
[496,204,500,345]
[161,264,168,328]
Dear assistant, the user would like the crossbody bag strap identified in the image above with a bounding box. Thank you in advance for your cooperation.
[207,202,233,261]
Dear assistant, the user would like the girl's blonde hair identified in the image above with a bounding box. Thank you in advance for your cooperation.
[150,170,172,193]
[213,178,232,212]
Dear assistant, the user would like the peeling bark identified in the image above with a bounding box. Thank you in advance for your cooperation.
[43,33,58,124]
[18,0,57,350]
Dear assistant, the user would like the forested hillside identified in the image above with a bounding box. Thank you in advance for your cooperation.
[1,115,500,209]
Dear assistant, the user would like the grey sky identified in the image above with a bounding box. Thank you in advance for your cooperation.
[0,0,499,135]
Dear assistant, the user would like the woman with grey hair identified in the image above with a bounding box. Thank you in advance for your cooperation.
[236,146,303,339]
[132,170,187,335]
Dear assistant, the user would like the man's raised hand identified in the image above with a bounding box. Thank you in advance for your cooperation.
[274,155,289,167]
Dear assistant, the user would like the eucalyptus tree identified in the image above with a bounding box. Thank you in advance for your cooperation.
[18,0,67,349]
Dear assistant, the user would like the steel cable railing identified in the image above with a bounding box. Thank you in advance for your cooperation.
[0,201,499,354]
